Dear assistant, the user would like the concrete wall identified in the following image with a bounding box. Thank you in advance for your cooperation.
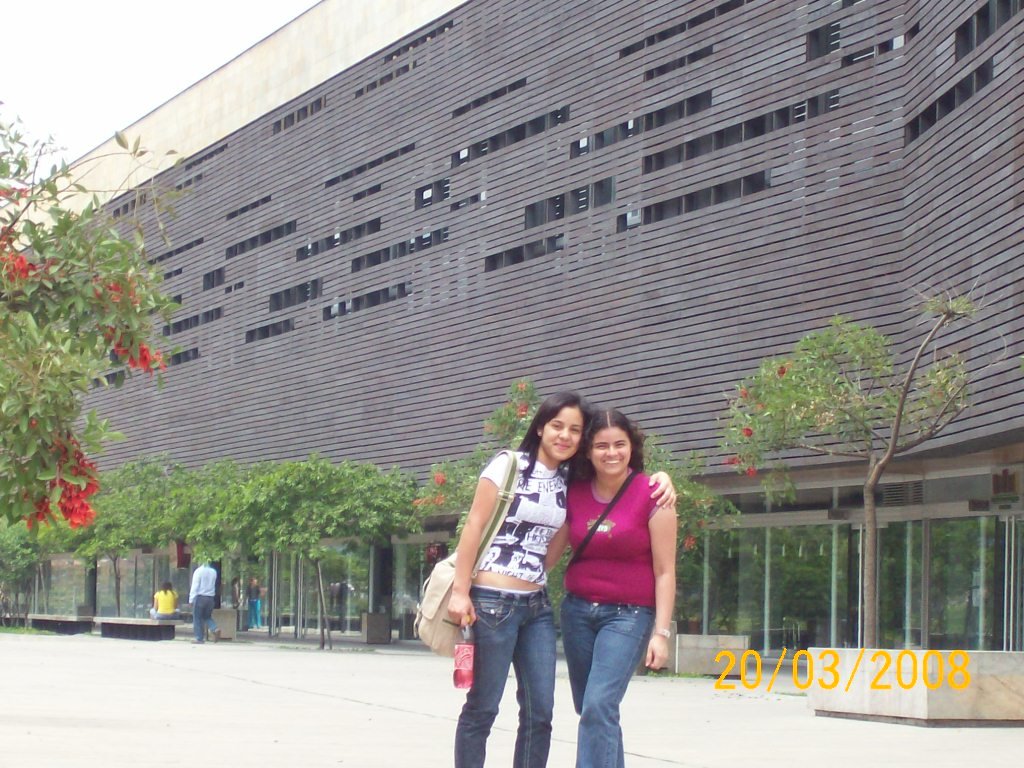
[71,0,466,200]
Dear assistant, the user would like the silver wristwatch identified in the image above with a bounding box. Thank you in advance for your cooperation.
[654,628,671,638]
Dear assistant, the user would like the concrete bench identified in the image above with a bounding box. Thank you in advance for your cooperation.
[27,614,94,635]
[93,617,179,641]
[675,633,750,676]
[806,648,1024,726]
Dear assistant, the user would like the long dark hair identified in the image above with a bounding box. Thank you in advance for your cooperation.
[516,391,591,482]
[575,408,646,481]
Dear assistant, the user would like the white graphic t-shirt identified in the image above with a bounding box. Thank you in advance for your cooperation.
[478,451,567,585]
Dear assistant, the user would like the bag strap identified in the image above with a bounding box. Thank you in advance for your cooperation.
[470,450,519,577]
[570,471,637,564]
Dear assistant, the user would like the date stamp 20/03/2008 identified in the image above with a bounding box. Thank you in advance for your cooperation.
[714,648,971,693]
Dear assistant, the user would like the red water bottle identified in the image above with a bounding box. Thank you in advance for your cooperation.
[453,624,475,689]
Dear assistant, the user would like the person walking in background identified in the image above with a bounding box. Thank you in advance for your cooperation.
[189,562,221,644]
[547,408,678,768]
[150,581,179,619]
[247,577,263,629]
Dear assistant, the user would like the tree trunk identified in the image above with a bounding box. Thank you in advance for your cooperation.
[862,476,878,648]
[316,559,332,650]
[112,556,122,617]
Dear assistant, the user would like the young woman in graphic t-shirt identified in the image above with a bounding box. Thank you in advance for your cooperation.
[448,393,675,768]
[546,408,678,768]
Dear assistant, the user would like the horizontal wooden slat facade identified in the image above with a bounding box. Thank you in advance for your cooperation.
[88,0,1024,480]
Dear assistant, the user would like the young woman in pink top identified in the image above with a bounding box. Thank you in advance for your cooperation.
[547,408,678,768]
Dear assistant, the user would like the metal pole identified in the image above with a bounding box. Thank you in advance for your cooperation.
[978,517,986,649]
[830,524,838,647]
[856,523,864,648]
[763,528,771,657]
[702,530,710,634]
[905,523,913,648]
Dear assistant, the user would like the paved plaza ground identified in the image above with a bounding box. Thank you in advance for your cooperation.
[0,630,1019,767]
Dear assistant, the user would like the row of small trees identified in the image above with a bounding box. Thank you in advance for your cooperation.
[0,379,733,641]
[0,455,417,635]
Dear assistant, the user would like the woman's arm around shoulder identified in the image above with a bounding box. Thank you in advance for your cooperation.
[647,471,677,510]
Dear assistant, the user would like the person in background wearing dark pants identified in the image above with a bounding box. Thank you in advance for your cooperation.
[190,562,221,644]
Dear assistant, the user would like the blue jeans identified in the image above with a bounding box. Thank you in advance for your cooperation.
[560,593,654,768]
[454,587,556,768]
[248,598,262,628]
[192,595,218,642]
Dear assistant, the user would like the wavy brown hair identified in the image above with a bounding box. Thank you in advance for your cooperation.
[576,408,646,481]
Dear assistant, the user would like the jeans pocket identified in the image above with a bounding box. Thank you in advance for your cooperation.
[610,605,654,639]
[536,591,553,614]
[474,595,513,628]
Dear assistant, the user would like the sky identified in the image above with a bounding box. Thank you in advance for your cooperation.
[1,0,322,163]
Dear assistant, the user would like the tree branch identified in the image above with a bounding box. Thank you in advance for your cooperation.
[880,310,956,471]
[793,442,867,460]
[894,380,970,454]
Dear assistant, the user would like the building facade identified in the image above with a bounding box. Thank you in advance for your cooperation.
[71,0,1022,648]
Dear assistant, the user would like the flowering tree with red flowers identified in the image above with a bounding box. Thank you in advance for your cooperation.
[414,378,540,515]
[416,378,734,626]
[721,295,977,647]
[1,119,175,529]
[417,378,733,536]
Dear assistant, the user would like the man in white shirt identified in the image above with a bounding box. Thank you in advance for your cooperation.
[189,562,221,644]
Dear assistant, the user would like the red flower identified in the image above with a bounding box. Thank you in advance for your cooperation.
[746,466,757,477]
[683,534,698,552]
[739,387,749,399]
[28,499,52,529]
[724,455,741,466]
[1,252,35,281]
[0,186,30,200]
[134,343,152,371]
[741,426,754,438]
[26,438,99,530]
[109,334,165,374]
[434,471,447,486]
[433,493,445,505]
[516,403,529,417]
[777,365,788,377]
[516,381,528,392]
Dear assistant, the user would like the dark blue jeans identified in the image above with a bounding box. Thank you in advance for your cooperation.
[454,586,556,768]
[192,595,218,642]
[560,593,654,768]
